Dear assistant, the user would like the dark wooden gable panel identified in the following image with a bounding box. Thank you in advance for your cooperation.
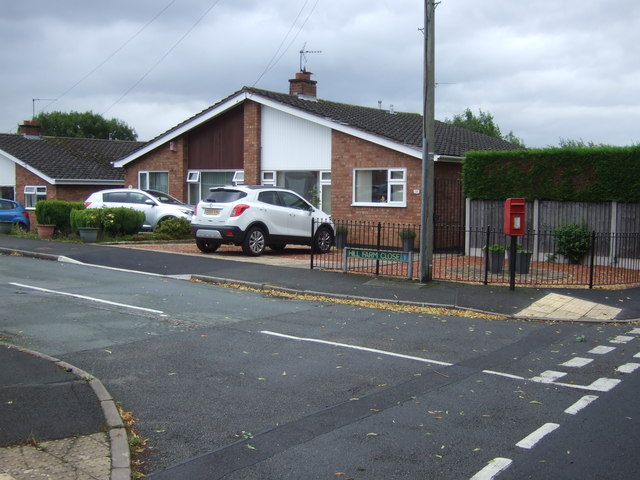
[188,106,244,170]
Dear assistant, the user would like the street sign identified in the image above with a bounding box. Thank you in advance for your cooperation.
[346,248,410,263]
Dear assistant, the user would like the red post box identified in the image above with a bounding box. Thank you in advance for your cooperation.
[504,198,526,236]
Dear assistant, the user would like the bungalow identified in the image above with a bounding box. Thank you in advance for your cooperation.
[0,121,144,225]
[114,71,519,242]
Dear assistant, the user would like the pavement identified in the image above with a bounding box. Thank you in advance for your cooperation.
[0,236,638,480]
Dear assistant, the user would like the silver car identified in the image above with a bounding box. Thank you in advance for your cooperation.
[84,188,193,229]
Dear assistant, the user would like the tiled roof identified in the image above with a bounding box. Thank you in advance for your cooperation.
[145,86,520,158]
[0,134,144,182]
[243,87,521,156]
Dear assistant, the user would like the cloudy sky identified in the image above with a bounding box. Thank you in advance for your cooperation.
[2,0,638,147]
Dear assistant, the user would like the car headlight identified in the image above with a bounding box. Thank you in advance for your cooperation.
[179,208,194,215]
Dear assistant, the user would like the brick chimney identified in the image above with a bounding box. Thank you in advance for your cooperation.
[289,71,317,98]
[20,120,42,137]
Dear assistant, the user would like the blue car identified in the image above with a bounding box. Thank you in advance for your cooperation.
[0,198,30,232]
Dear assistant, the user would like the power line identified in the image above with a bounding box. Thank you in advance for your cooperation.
[252,0,321,87]
[42,0,178,113]
[103,0,222,115]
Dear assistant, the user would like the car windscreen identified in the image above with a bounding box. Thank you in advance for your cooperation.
[146,190,184,205]
[204,189,247,203]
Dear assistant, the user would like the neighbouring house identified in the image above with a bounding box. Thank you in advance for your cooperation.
[114,71,519,249]
[0,121,145,227]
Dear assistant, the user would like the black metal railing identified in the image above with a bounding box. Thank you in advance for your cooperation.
[311,219,640,288]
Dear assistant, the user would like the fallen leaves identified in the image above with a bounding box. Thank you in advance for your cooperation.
[194,280,507,320]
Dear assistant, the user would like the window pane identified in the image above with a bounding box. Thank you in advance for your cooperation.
[149,172,168,193]
[390,170,404,180]
[390,184,404,202]
[201,171,235,193]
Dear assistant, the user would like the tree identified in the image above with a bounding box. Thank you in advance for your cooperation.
[445,108,525,147]
[555,138,609,148]
[26,111,138,140]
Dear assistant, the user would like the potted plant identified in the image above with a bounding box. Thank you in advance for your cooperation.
[399,228,416,252]
[483,243,505,274]
[335,225,348,250]
[34,201,56,239]
[514,244,532,274]
[71,208,101,242]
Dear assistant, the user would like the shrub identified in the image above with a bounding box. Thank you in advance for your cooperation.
[70,208,101,230]
[35,200,85,233]
[153,217,191,239]
[100,208,145,236]
[553,222,591,264]
[399,228,416,239]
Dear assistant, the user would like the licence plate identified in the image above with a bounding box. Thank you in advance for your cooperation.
[204,208,221,215]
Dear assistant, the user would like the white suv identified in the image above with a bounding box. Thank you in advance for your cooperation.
[84,188,194,229]
[191,186,334,256]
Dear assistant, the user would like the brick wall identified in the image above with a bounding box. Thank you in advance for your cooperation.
[123,137,188,202]
[330,131,424,224]
[15,165,121,228]
[243,101,261,185]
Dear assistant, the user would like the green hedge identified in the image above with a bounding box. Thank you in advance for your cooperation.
[35,200,85,233]
[100,208,145,235]
[462,146,640,202]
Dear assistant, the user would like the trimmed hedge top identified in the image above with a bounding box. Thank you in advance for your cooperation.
[462,146,640,202]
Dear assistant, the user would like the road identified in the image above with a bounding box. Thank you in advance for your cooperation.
[1,254,639,479]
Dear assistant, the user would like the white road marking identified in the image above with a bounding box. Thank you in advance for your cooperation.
[616,363,640,374]
[634,352,640,359]
[565,395,599,415]
[10,282,164,314]
[560,357,593,368]
[611,335,635,344]
[483,370,525,381]
[530,370,567,383]
[470,458,512,480]
[628,328,640,335]
[260,331,453,366]
[516,423,560,449]
[589,346,616,354]
[584,378,621,392]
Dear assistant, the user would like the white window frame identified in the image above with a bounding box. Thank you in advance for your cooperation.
[186,171,200,183]
[352,168,406,207]
[24,185,47,209]
[261,171,276,186]
[232,170,244,185]
[139,170,169,193]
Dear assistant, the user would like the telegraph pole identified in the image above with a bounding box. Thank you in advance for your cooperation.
[419,0,436,282]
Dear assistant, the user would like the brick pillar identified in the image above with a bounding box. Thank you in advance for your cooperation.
[243,101,261,185]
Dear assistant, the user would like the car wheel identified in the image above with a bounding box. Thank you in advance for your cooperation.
[196,239,221,253]
[269,243,287,251]
[242,226,266,256]
[313,226,333,253]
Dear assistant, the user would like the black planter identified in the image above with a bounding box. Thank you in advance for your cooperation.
[487,250,505,274]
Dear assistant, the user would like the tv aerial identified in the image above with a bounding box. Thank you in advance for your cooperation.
[299,43,321,72]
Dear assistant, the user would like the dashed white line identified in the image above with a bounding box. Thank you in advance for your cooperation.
[10,282,164,314]
[611,335,635,344]
[616,363,640,374]
[561,357,593,368]
[628,328,640,335]
[589,345,616,354]
[565,395,599,415]
[260,331,453,366]
[470,458,512,480]
[530,370,567,383]
[516,423,560,449]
